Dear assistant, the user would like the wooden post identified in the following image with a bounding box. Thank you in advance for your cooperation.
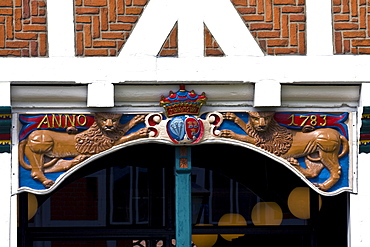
[175,146,192,247]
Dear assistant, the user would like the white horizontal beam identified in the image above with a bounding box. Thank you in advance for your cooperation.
[3,56,370,83]
[12,84,359,110]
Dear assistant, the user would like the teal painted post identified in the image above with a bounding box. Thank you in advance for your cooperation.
[175,146,192,247]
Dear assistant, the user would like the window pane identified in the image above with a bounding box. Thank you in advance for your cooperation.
[50,177,99,221]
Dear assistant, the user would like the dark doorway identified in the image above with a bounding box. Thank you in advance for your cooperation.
[18,144,348,247]
[190,144,348,247]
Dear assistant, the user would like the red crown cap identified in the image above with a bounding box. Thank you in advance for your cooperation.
[160,85,207,117]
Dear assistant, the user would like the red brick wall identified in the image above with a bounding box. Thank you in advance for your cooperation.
[158,0,306,56]
[75,0,148,56]
[0,0,47,57]
[158,23,178,57]
[76,0,307,56]
[1,0,370,56]
[204,25,225,56]
[232,0,306,55]
[157,23,225,57]
[333,0,370,54]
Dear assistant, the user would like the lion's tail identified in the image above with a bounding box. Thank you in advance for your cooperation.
[18,139,31,170]
[338,135,349,159]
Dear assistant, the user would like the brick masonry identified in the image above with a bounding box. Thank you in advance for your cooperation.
[1,0,370,56]
[78,0,308,56]
[157,23,225,57]
[0,0,48,57]
[232,0,306,55]
[204,25,225,56]
[75,0,148,56]
[158,23,178,57]
[333,0,370,54]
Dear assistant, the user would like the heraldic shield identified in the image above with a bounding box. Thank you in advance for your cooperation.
[167,115,204,144]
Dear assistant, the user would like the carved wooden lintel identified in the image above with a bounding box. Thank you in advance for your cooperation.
[17,86,351,194]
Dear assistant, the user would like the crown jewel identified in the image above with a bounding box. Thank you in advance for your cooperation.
[160,85,207,117]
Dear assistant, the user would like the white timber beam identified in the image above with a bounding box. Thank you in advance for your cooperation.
[0,82,11,247]
[87,82,115,107]
[0,82,10,106]
[349,154,370,247]
[0,153,11,247]
[306,0,334,56]
[253,80,281,107]
[46,0,75,57]
[177,0,204,58]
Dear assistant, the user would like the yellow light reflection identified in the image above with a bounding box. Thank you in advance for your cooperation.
[251,202,283,226]
[192,224,217,247]
[28,193,38,220]
[288,187,322,219]
[218,213,246,241]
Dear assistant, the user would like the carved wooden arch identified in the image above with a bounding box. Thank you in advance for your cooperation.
[198,139,352,197]
[17,111,352,196]
[18,139,350,197]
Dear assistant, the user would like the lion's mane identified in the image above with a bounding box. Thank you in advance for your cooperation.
[75,113,126,155]
[245,113,293,156]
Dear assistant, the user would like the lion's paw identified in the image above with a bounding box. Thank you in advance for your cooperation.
[132,115,146,124]
[313,183,328,191]
[222,112,238,122]
[219,129,234,138]
[287,157,299,166]
[72,155,90,165]
[42,179,55,188]
[138,127,150,138]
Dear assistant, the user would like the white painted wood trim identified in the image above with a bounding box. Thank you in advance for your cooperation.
[177,0,204,58]
[87,82,115,107]
[350,154,370,247]
[0,153,11,247]
[306,0,334,56]
[11,84,359,110]
[0,82,11,106]
[254,80,281,107]
[2,55,370,83]
[46,0,75,57]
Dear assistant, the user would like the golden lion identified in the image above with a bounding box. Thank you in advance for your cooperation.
[19,113,149,188]
[220,111,349,191]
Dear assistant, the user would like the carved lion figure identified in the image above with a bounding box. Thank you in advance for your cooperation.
[220,111,349,191]
[19,113,149,188]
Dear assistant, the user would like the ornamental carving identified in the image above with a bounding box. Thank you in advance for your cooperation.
[19,113,149,188]
[17,86,352,195]
[219,111,349,191]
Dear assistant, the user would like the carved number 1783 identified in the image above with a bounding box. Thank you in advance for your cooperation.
[288,114,327,127]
